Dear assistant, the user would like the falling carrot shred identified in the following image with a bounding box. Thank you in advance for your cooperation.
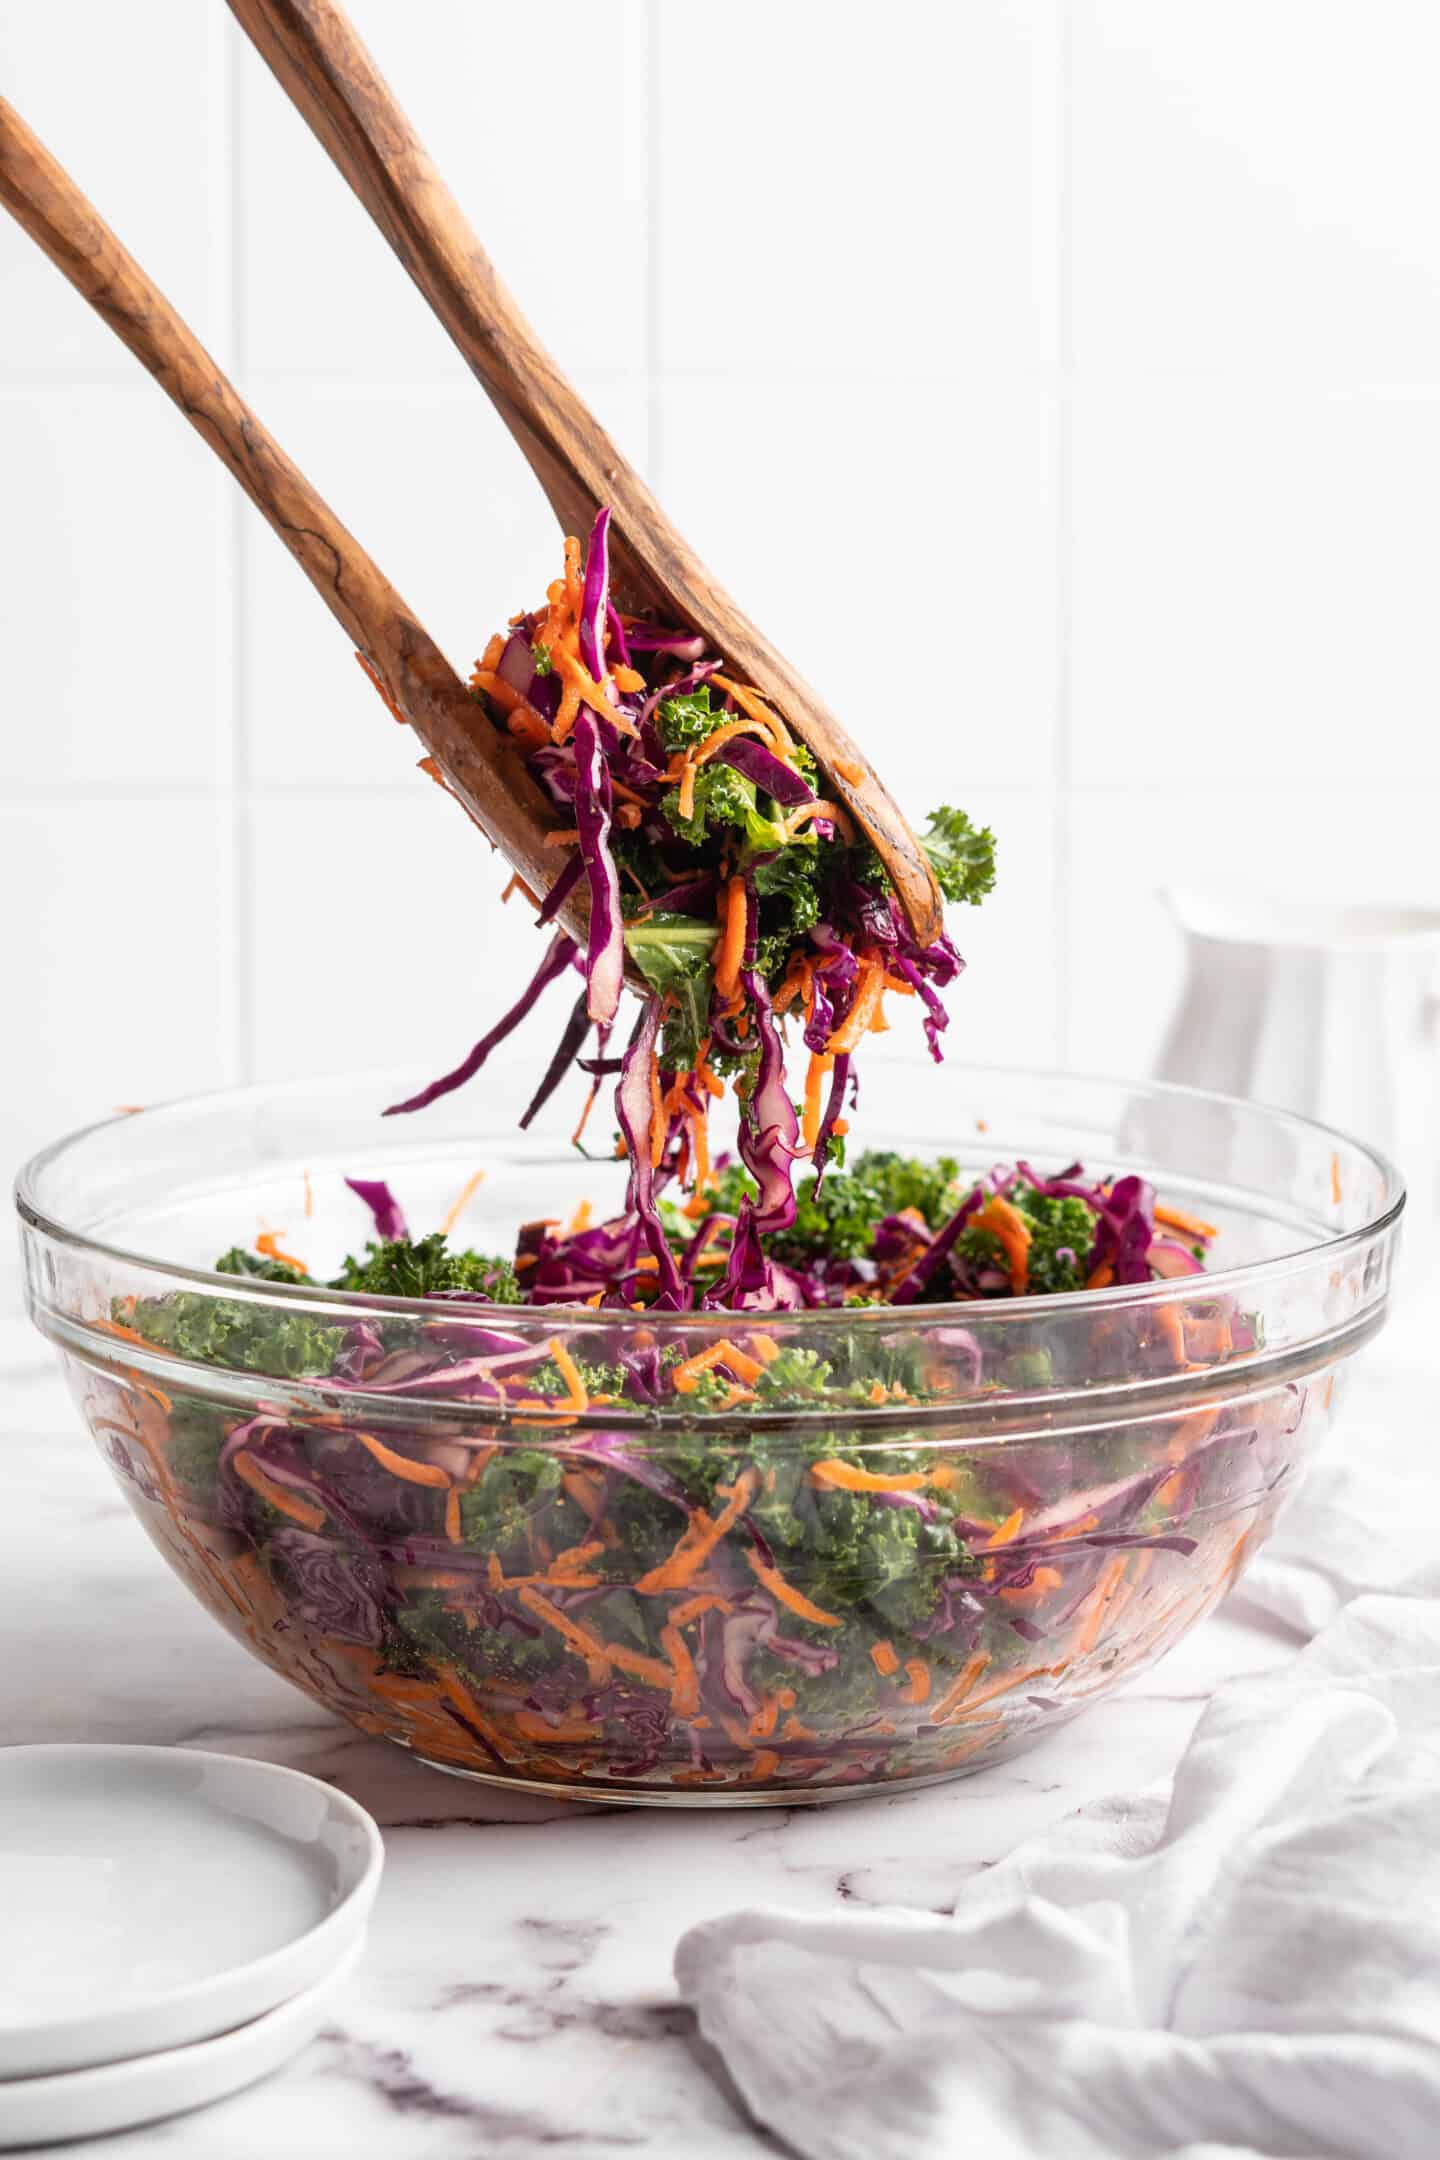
[440,1169,487,1239]
[255,1229,306,1274]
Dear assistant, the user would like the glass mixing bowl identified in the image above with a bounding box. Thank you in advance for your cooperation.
[16,1063,1402,1806]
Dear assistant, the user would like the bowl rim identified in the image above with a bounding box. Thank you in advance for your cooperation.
[14,1059,1406,1339]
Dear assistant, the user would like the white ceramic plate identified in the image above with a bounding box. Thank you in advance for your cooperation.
[0,1746,382,2078]
[0,1937,364,2149]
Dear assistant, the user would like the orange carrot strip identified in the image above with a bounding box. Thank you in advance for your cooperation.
[746,1750,782,1783]
[744,1549,841,1628]
[471,666,526,714]
[1075,1557,1128,1657]
[634,1470,757,1594]
[810,1458,929,1495]
[1087,1261,1115,1289]
[1154,1203,1218,1241]
[659,1623,701,1715]
[713,877,748,1002]
[439,1169,486,1239]
[984,1506,1026,1548]
[612,664,645,693]
[802,1051,832,1152]
[825,958,885,1055]
[870,1640,899,1677]
[931,1651,991,1722]
[902,1658,931,1705]
[693,717,785,765]
[232,1450,325,1531]
[544,827,581,846]
[444,1487,462,1544]
[545,1338,590,1413]
[356,1432,451,1489]
[972,1194,1032,1296]
[255,1229,306,1273]
[354,648,406,723]
[709,674,794,753]
[946,1663,1060,1722]
[670,1593,734,1626]
[507,708,552,750]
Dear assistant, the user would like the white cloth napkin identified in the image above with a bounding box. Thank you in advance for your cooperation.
[676,1442,1440,2160]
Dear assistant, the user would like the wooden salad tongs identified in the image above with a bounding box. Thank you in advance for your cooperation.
[225,0,944,948]
[0,97,575,928]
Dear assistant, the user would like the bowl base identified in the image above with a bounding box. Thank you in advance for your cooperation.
[407,1745,1017,1808]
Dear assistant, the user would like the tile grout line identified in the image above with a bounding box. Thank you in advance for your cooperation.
[643,0,662,486]
[1053,0,1075,1066]
[226,24,255,1087]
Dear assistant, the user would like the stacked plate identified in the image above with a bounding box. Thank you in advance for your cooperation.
[0,1746,383,2148]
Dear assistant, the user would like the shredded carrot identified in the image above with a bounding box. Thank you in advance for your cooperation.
[785,800,854,841]
[443,1488,462,1544]
[984,1506,1025,1548]
[232,1450,325,1531]
[354,648,406,724]
[255,1229,306,1273]
[1076,1557,1128,1657]
[750,1334,781,1365]
[709,675,794,754]
[1153,1203,1218,1241]
[713,877,748,1002]
[748,1696,780,1739]
[1087,1261,1115,1289]
[901,1658,931,1705]
[671,1337,763,1391]
[634,1470,758,1594]
[544,827,580,847]
[825,957,885,1054]
[999,1565,1063,1608]
[746,1750,782,1783]
[870,1640,899,1677]
[470,666,526,714]
[972,1194,1032,1295]
[801,1051,832,1151]
[356,1432,451,1489]
[479,632,505,672]
[515,1585,672,1691]
[659,1623,701,1716]
[810,1459,929,1494]
[772,955,814,1016]
[612,664,645,693]
[566,1198,594,1235]
[931,1651,992,1722]
[439,1169,486,1239]
[693,717,785,767]
[545,1338,590,1413]
[507,707,552,750]
[744,1549,841,1628]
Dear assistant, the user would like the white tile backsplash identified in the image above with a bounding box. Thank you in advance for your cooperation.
[240,380,650,788]
[1073,0,1440,383]
[1,800,231,1177]
[234,0,648,386]
[0,386,230,789]
[0,1,229,381]
[1070,385,1440,784]
[657,379,1058,786]
[657,0,1061,382]
[4,0,1440,1185]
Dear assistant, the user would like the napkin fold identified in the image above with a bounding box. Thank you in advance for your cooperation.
[676,1443,1440,2160]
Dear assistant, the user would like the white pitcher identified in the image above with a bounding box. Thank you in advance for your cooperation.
[1154,888,1440,1250]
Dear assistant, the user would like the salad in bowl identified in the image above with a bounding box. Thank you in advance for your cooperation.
[15,515,1403,1803]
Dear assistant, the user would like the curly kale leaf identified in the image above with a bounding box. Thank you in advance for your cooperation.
[921,805,997,907]
[330,1234,522,1303]
[122,1291,346,1380]
[1011,1186,1097,1296]
[216,1246,311,1285]
[655,684,727,751]
[623,914,717,1071]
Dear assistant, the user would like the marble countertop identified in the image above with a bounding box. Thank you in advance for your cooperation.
[2,1307,1363,2160]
